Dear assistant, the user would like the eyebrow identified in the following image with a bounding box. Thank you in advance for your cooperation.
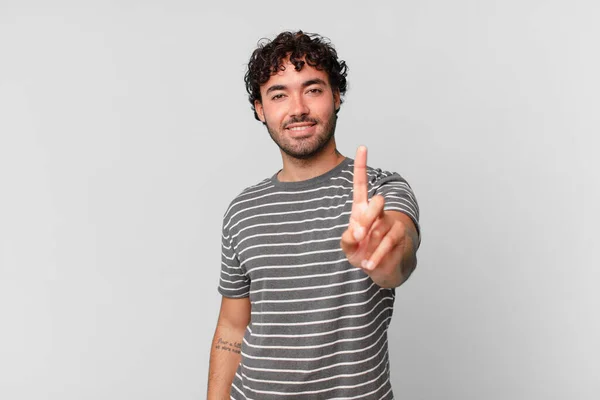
[265,78,328,95]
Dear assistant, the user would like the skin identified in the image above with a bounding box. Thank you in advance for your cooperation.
[254,57,345,182]
[339,146,419,288]
[207,56,418,399]
[207,297,250,400]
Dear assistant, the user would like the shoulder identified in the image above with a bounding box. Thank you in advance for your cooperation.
[345,157,412,189]
[221,177,275,231]
[364,163,420,234]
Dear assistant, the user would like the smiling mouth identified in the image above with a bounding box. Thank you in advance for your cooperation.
[286,123,316,131]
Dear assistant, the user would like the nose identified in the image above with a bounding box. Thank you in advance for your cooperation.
[289,94,310,118]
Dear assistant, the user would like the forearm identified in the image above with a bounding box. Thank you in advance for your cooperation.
[394,239,417,287]
[373,250,416,288]
[207,325,245,400]
[372,216,419,289]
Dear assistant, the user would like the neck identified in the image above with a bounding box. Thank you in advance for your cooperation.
[277,140,345,182]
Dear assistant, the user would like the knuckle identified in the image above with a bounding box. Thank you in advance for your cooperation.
[395,220,406,235]
[367,205,381,220]
[373,195,385,207]
[340,231,351,244]
[371,229,382,240]
[386,233,397,246]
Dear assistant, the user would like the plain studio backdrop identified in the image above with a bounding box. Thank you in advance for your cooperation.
[1,1,598,399]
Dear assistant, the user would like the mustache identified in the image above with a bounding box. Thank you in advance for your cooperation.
[283,116,318,128]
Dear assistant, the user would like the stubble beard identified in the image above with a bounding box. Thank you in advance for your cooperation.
[265,112,338,160]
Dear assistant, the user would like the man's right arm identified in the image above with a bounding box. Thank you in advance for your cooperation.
[207,296,251,400]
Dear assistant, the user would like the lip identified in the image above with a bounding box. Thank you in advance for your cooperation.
[285,122,316,130]
[285,123,317,137]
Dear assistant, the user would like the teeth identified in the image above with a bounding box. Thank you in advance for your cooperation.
[289,126,311,131]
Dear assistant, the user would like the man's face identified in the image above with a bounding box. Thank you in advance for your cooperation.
[255,58,341,160]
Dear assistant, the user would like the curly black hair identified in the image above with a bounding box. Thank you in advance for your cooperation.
[244,30,348,121]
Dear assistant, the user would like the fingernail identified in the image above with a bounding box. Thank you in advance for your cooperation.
[354,227,365,241]
[361,260,374,270]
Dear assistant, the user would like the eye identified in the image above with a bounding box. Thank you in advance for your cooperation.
[307,88,323,94]
[271,93,286,100]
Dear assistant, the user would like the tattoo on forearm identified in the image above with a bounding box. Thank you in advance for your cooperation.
[215,337,241,354]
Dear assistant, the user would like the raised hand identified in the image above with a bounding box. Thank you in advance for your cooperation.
[340,146,414,288]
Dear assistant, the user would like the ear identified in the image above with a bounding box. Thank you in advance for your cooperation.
[333,89,341,112]
[255,100,265,122]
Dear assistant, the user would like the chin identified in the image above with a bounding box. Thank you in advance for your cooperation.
[283,138,334,160]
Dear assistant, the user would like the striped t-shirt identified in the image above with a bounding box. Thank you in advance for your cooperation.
[218,157,420,399]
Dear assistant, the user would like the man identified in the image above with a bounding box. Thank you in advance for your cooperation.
[207,31,420,399]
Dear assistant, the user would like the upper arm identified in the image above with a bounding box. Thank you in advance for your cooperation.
[218,220,251,298]
[217,296,251,331]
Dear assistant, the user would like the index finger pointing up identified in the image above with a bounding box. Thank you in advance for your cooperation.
[353,146,368,206]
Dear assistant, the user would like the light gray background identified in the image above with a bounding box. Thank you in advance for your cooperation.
[1,1,599,399]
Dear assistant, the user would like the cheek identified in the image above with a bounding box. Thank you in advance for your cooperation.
[262,105,285,123]
[315,98,336,115]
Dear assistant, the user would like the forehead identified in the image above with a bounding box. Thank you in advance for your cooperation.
[262,58,330,88]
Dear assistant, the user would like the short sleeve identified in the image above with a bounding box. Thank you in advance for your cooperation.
[371,170,421,246]
[217,223,250,298]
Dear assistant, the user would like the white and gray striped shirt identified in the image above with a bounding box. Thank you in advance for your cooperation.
[218,157,420,399]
